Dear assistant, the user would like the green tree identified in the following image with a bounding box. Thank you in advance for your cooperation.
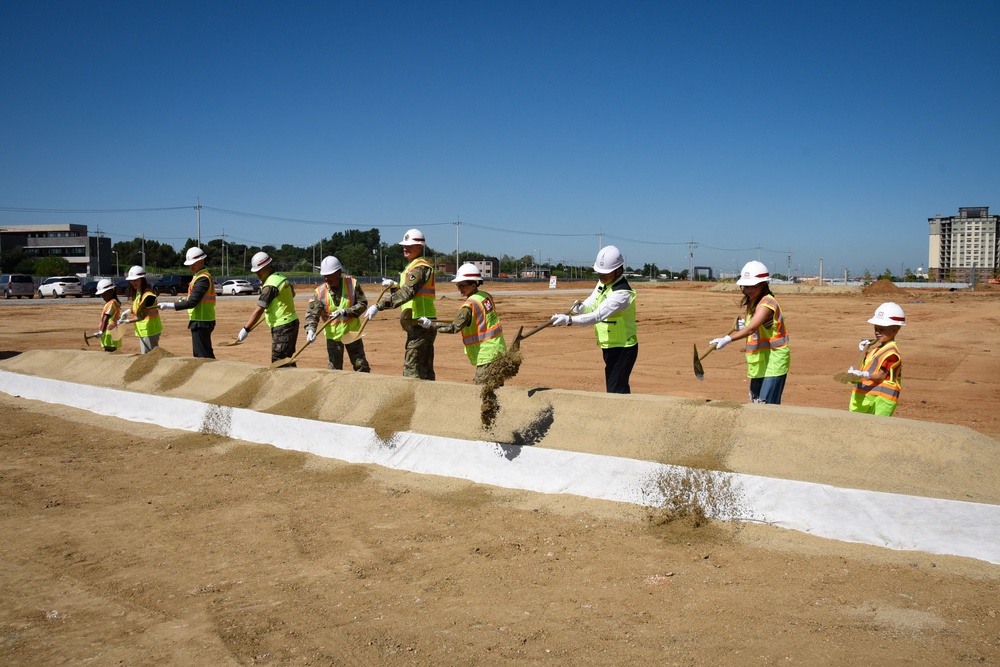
[34,256,73,276]
[878,267,894,281]
[863,269,872,283]
[1,247,33,274]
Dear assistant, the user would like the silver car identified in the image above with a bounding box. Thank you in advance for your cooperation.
[220,279,254,296]
[38,275,83,298]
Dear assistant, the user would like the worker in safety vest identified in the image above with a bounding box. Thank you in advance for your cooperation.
[709,260,790,404]
[159,246,216,359]
[549,245,638,394]
[434,263,506,385]
[237,251,299,366]
[120,265,162,354]
[364,228,437,380]
[304,255,371,372]
[847,302,905,416]
[93,278,123,352]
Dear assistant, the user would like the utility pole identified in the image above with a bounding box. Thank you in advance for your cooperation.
[95,226,101,276]
[141,233,146,268]
[195,198,202,247]
[688,239,698,281]
[455,218,461,272]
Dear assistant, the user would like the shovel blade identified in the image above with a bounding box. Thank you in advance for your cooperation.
[83,331,91,347]
[693,343,705,380]
[270,357,296,369]
[510,326,524,351]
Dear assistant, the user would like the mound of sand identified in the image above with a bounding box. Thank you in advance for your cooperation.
[862,279,906,296]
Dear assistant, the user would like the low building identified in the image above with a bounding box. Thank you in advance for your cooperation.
[0,223,112,275]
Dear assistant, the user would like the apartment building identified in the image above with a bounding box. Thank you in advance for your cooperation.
[928,206,999,283]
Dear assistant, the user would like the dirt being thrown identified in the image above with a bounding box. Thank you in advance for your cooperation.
[479,347,523,430]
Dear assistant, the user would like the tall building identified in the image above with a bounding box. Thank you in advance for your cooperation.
[928,207,999,283]
[0,223,112,275]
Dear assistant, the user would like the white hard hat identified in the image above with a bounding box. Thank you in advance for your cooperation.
[95,278,115,295]
[320,256,343,276]
[736,260,770,286]
[452,263,483,283]
[868,302,906,327]
[399,228,426,246]
[183,246,207,266]
[126,265,146,281]
[593,245,624,273]
[250,251,273,273]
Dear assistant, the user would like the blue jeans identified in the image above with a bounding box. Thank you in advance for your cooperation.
[749,375,786,405]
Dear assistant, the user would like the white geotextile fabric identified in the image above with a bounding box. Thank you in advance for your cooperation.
[2,369,998,565]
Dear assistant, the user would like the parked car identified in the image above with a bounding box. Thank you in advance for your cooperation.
[82,280,100,298]
[247,277,262,294]
[38,275,83,298]
[1,273,34,299]
[152,274,192,296]
[220,279,255,296]
[115,280,130,296]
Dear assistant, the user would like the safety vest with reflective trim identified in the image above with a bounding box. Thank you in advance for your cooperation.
[99,300,121,348]
[187,270,216,322]
[399,257,436,319]
[594,276,637,349]
[852,340,901,402]
[316,277,362,340]
[132,290,162,338]
[263,273,298,328]
[743,294,789,378]
[460,291,506,366]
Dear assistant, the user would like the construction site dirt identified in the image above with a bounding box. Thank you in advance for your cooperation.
[1,280,999,665]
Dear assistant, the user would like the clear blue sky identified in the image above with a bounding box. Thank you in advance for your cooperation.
[2,1,998,278]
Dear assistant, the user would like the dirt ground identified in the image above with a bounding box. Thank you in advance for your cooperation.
[1,281,999,665]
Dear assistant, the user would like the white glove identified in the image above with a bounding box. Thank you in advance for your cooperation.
[237,327,249,342]
[569,300,585,315]
[92,331,102,338]
[847,367,871,379]
[329,309,346,321]
[858,339,870,352]
[416,316,433,329]
[158,301,175,310]
[364,304,379,320]
[116,315,129,325]
[710,335,733,350]
[381,278,398,288]
[735,318,746,330]
[306,328,317,343]
[550,314,571,327]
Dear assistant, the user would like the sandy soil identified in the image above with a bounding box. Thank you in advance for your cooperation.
[1,281,999,664]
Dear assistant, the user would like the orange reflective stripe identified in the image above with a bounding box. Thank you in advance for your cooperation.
[744,295,788,352]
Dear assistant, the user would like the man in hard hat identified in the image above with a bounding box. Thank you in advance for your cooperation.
[303,255,371,372]
[847,302,905,416]
[434,263,506,385]
[549,245,638,394]
[364,228,437,380]
[708,260,790,404]
[238,251,300,366]
[159,246,217,358]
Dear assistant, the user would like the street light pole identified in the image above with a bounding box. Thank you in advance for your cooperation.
[112,251,119,277]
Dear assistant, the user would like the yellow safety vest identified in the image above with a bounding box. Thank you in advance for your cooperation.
[263,273,298,328]
[187,270,216,322]
[132,290,162,338]
[460,291,505,365]
[744,294,789,378]
[399,257,436,319]
[316,277,362,340]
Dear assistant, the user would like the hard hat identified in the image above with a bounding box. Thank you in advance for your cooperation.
[95,278,115,295]
[593,245,624,273]
[183,246,207,266]
[452,263,483,283]
[250,251,273,273]
[736,260,770,286]
[126,265,146,281]
[868,302,906,327]
[320,256,343,276]
[399,228,426,246]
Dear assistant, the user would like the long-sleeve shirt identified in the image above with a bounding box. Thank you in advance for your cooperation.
[434,304,473,333]
[571,282,632,326]
[173,275,215,330]
[304,279,369,331]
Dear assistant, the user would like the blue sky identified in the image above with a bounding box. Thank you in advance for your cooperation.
[2,1,998,278]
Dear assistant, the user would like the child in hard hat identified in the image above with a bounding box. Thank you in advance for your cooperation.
[708,261,790,404]
[93,279,123,352]
[119,266,162,354]
[434,263,507,385]
[847,302,905,417]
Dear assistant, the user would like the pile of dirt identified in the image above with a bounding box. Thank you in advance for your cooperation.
[862,279,905,295]
[122,346,174,383]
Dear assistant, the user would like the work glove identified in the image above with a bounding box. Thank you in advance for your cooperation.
[550,314,571,327]
[306,328,317,343]
[364,304,379,320]
[710,335,733,350]
[416,317,433,329]
[92,331,102,338]
[381,278,398,288]
[735,318,746,330]
[329,308,346,321]
[237,327,250,342]
[858,339,871,352]
[117,315,129,325]
[158,301,175,310]
[847,367,871,379]
[569,299,585,315]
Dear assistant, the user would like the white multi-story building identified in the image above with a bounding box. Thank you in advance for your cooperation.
[928,207,999,283]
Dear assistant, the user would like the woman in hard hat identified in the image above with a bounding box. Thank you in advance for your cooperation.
[708,261,790,404]
[303,255,371,372]
[434,263,507,385]
[92,278,123,352]
[846,302,905,416]
[237,251,299,365]
[120,265,162,354]
[549,245,638,394]
[159,246,217,359]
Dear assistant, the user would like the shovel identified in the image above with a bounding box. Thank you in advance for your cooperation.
[222,319,264,346]
[511,307,576,351]
[693,320,740,380]
[833,339,872,384]
[270,318,334,369]
[340,286,391,345]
